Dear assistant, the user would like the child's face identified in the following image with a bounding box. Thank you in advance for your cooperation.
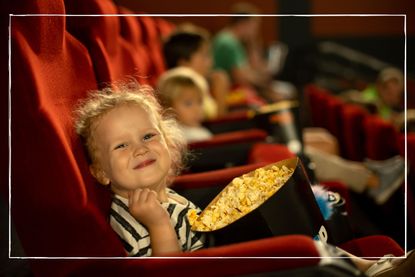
[378,79,403,109]
[183,42,212,77]
[172,86,204,127]
[90,104,171,198]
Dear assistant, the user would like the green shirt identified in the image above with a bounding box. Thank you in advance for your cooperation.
[212,30,247,78]
[361,84,392,120]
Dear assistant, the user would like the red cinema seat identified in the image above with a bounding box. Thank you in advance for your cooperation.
[7,2,326,276]
[363,115,400,160]
[324,96,346,155]
[7,1,406,274]
[11,0,125,261]
[136,15,167,84]
[304,84,331,128]
[155,17,176,38]
[248,143,295,164]
[65,0,150,87]
[117,6,152,84]
[341,104,369,161]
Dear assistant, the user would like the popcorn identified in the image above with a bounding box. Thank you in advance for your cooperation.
[188,164,294,232]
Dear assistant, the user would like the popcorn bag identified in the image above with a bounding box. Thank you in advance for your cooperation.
[188,157,331,246]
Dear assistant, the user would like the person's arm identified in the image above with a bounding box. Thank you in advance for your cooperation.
[231,64,270,88]
[209,70,230,116]
[128,189,181,256]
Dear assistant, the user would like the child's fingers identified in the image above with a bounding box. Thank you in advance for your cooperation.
[138,188,151,203]
[147,190,158,203]
[129,189,142,206]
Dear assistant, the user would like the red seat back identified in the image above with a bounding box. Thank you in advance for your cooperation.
[136,15,167,83]
[11,0,125,259]
[363,115,400,160]
[341,104,369,161]
[304,84,331,128]
[65,0,149,87]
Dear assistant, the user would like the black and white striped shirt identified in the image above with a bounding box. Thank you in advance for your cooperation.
[110,188,206,256]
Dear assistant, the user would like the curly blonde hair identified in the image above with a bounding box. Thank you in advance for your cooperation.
[74,81,187,183]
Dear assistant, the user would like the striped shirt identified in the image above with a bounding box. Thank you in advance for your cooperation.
[109,188,206,256]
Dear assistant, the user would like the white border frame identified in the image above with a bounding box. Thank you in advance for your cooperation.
[8,13,408,260]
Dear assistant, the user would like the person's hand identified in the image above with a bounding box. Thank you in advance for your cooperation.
[128,188,181,256]
[128,188,170,229]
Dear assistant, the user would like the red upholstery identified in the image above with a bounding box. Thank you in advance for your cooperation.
[325,96,346,155]
[304,84,331,128]
[11,0,124,257]
[29,235,321,277]
[65,0,149,86]
[363,115,400,160]
[248,143,295,164]
[155,17,176,38]
[9,2,406,275]
[117,6,152,84]
[341,104,369,161]
[188,129,267,149]
[340,235,405,257]
[136,15,167,84]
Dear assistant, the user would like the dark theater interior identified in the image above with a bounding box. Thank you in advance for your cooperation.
[1,0,415,276]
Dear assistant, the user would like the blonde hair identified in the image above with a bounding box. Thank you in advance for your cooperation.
[74,81,187,182]
[157,66,208,108]
[157,66,218,118]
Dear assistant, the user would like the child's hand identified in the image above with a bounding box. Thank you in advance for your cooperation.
[128,188,170,229]
[128,188,181,255]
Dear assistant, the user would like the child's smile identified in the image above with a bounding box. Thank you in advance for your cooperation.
[91,103,172,198]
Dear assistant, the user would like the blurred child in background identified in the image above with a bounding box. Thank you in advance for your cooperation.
[158,67,213,143]
[341,67,406,131]
[163,26,230,117]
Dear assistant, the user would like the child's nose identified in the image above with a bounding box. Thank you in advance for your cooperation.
[132,143,148,157]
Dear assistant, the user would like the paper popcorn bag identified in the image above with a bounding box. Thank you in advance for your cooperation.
[188,157,332,246]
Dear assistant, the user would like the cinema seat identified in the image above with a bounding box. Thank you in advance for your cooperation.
[363,115,400,160]
[11,0,124,258]
[65,0,149,87]
[341,104,369,161]
[8,1,405,275]
[304,84,331,128]
[136,15,168,84]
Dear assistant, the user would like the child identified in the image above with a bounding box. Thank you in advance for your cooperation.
[73,81,413,272]
[341,67,405,130]
[157,67,214,143]
[163,26,230,117]
[74,81,206,256]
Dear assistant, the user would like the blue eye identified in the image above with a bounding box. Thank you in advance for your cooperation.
[114,143,128,150]
[143,133,156,141]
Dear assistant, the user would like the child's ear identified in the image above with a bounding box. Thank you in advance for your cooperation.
[89,164,110,186]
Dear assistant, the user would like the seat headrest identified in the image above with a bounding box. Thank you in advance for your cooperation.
[12,0,65,55]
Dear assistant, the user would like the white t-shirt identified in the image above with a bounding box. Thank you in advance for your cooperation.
[180,125,213,143]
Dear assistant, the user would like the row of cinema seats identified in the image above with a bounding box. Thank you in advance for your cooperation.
[304,84,415,245]
[304,84,409,162]
[6,0,406,275]
[64,0,276,172]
